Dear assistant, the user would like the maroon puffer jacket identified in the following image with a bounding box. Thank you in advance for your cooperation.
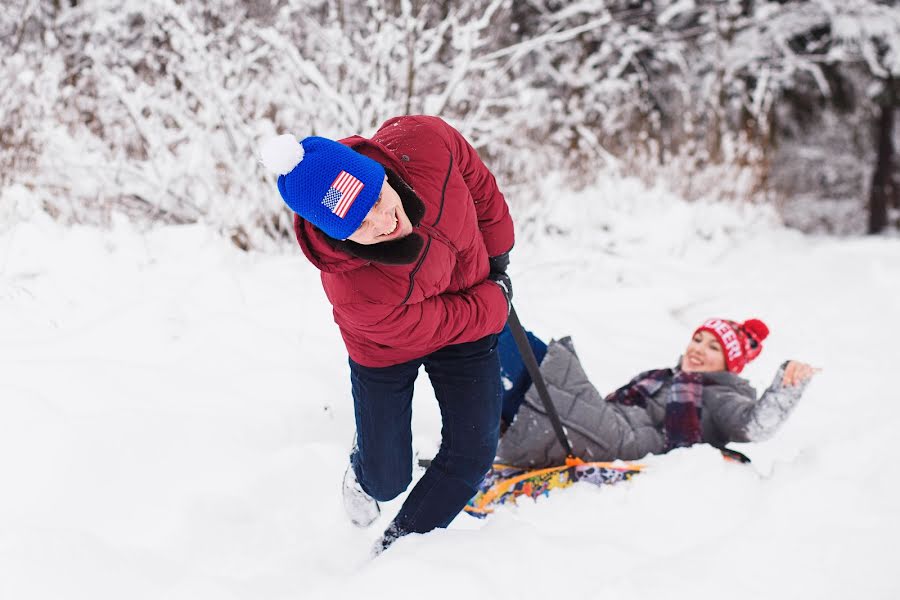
[293,115,514,368]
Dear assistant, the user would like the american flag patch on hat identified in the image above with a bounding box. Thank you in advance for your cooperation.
[321,171,364,218]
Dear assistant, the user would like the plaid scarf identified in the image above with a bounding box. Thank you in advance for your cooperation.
[605,369,705,451]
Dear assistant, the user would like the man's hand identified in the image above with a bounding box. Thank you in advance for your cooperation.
[489,251,510,275]
[782,361,820,387]
[488,251,512,312]
[489,272,512,312]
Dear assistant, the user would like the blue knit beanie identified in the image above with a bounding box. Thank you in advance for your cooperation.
[259,134,385,240]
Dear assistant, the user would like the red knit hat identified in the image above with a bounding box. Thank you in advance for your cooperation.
[694,318,770,373]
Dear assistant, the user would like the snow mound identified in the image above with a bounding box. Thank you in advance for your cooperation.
[1,175,899,600]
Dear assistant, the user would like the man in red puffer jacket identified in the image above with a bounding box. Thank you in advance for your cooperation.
[259,115,514,552]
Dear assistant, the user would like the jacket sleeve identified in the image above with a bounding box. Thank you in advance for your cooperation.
[708,362,809,443]
[334,280,509,359]
[424,116,515,257]
[742,363,809,442]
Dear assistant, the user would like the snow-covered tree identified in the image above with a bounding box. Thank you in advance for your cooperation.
[2,0,897,241]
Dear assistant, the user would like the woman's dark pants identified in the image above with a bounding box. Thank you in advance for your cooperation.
[348,333,501,538]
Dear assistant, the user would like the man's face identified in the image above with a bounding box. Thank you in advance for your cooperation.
[346,177,413,245]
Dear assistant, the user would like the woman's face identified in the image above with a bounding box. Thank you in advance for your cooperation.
[346,178,413,245]
[682,330,726,373]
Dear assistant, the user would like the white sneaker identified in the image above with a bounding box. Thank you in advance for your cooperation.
[342,463,380,528]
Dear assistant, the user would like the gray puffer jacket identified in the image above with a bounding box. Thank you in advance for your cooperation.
[495,337,807,469]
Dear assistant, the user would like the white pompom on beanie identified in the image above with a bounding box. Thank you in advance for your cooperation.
[260,134,304,175]
[259,134,384,240]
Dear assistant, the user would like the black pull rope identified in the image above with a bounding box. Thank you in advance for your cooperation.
[507,305,576,460]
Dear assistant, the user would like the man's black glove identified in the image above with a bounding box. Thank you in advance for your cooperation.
[488,251,510,275]
[488,251,512,312]
[489,271,513,312]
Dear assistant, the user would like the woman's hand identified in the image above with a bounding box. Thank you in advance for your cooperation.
[782,361,820,387]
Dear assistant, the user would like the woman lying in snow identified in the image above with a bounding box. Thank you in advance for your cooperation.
[494,318,817,468]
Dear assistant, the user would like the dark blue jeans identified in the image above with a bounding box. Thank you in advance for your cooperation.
[349,333,501,536]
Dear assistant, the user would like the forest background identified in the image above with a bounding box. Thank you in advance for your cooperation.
[2,0,899,247]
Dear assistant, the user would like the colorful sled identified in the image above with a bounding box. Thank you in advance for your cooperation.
[464,458,645,518]
[463,447,748,518]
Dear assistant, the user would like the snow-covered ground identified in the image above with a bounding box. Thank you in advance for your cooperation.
[2,177,898,600]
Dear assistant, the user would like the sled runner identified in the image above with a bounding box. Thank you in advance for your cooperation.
[464,459,644,517]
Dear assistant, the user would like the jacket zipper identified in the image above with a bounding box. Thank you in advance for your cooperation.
[418,222,458,257]
[399,154,458,304]
[431,154,453,227]
[400,235,432,305]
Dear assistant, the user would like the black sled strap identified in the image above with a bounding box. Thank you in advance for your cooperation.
[507,305,576,461]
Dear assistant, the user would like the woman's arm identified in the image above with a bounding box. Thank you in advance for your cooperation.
[707,361,816,443]
[743,361,816,441]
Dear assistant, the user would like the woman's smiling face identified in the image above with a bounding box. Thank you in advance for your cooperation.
[346,177,413,245]
[682,330,726,373]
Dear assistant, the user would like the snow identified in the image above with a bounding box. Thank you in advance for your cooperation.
[2,177,899,600]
